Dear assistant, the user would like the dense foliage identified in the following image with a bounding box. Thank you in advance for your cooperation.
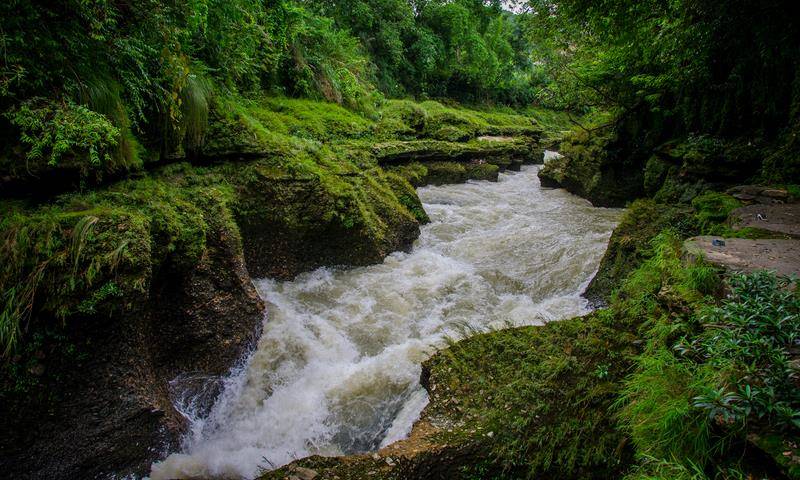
[524,0,800,134]
[312,0,540,103]
[0,1,556,189]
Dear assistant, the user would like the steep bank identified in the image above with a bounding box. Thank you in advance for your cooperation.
[0,98,552,479]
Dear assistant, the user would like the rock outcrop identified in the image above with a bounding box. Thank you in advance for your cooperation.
[0,196,265,479]
[684,236,800,277]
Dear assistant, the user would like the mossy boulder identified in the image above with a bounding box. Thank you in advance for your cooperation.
[373,138,535,165]
[422,161,469,185]
[466,161,500,181]
[538,128,645,207]
[227,156,421,279]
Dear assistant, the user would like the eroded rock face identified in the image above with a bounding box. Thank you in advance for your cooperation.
[232,163,421,280]
[0,204,265,480]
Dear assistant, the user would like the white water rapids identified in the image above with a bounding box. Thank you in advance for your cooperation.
[150,163,622,479]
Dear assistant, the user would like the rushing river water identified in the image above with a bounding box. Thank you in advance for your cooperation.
[150,164,622,479]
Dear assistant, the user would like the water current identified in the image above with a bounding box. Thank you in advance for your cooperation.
[151,163,622,479]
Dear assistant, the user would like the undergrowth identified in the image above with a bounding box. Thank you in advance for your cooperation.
[423,197,799,479]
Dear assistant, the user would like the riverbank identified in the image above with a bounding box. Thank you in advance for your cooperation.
[261,109,800,479]
[0,97,568,479]
[150,165,620,479]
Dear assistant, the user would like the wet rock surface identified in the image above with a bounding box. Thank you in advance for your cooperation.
[684,236,800,277]
[0,215,265,479]
[731,203,800,238]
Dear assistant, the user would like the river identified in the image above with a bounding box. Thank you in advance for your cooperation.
[150,163,622,479]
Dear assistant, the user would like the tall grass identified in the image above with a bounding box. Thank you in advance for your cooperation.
[78,74,143,172]
[181,71,214,151]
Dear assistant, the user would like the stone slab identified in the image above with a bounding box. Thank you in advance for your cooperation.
[732,203,800,238]
[685,236,800,277]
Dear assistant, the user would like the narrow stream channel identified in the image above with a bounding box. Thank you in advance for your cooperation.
[151,164,622,479]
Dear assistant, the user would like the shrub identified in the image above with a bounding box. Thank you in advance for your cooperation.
[687,272,800,433]
[6,98,120,176]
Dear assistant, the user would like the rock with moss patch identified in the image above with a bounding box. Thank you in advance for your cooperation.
[538,128,645,207]
[0,175,264,479]
[584,200,694,305]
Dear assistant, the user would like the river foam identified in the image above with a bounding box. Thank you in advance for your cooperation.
[151,164,622,479]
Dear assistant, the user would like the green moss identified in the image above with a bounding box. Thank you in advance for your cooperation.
[374,99,430,138]
[387,162,429,187]
[690,192,742,232]
[538,126,643,207]
[419,100,541,140]
[373,138,533,165]
[584,200,695,304]
[372,99,541,142]
[423,161,468,185]
[0,168,242,355]
[423,310,638,478]
[385,172,430,224]
[429,124,471,142]
[465,162,500,182]
[248,96,373,141]
[593,221,798,479]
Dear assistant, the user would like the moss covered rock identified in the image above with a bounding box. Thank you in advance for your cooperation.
[538,128,645,207]
[373,138,536,165]
[584,200,694,305]
[0,172,264,479]
[388,160,500,188]
[230,159,421,279]
[262,312,638,480]
[466,161,501,181]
